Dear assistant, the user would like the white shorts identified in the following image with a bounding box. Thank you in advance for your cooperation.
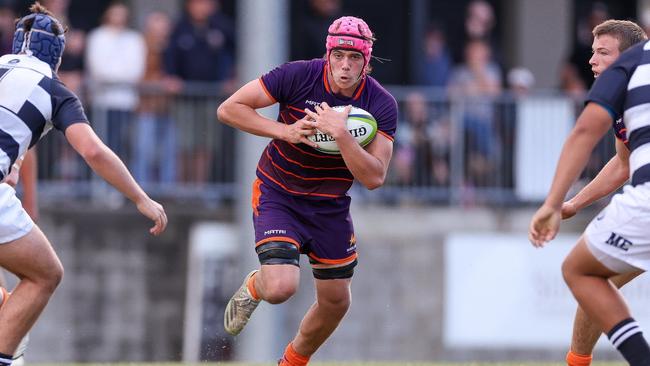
[584,183,650,273]
[0,183,33,244]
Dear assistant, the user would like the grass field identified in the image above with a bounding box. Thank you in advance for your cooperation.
[28,363,628,366]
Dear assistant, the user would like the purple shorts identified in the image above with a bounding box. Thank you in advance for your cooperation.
[252,179,357,266]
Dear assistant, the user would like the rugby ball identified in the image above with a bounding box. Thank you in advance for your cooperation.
[309,106,378,154]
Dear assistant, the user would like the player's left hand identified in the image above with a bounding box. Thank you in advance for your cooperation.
[1,166,20,187]
[529,204,561,248]
[305,102,350,140]
[136,197,168,236]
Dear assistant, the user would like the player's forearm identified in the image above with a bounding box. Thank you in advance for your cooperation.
[337,133,386,189]
[217,102,285,140]
[569,156,628,211]
[84,145,149,204]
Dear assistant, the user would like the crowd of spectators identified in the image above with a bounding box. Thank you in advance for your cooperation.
[0,0,634,204]
[0,0,236,186]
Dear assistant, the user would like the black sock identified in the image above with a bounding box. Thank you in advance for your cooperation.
[608,318,650,366]
[0,351,13,366]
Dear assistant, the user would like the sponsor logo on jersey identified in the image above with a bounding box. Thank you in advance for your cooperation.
[264,229,287,236]
[305,100,321,107]
[605,232,632,251]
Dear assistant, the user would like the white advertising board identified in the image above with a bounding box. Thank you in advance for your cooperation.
[444,233,650,348]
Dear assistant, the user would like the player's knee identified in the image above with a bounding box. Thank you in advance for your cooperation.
[24,256,64,294]
[318,289,351,315]
[262,276,298,304]
[256,241,300,267]
[561,257,577,287]
[41,261,64,294]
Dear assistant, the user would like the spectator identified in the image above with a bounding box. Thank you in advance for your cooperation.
[165,0,235,84]
[133,11,180,186]
[40,0,70,25]
[394,92,451,190]
[415,23,452,88]
[507,66,535,97]
[465,0,496,42]
[38,0,88,182]
[453,0,502,68]
[561,2,609,93]
[292,0,342,60]
[86,2,145,161]
[0,4,14,55]
[165,0,235,183]
[448,39,502,187]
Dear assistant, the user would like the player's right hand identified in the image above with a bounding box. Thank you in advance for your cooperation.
[561,201,577,219]
[284,115,319,148]
[136,197,168,236]
[529,203,561,248]
[1,167,19,187]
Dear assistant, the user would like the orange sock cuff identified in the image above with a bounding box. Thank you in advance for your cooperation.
[246,272,260,301]
[281,342,310,366]
[566,350,593,366]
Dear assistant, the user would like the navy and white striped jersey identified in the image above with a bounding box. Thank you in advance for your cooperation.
[587,40,650,186]
[0,54,88,180]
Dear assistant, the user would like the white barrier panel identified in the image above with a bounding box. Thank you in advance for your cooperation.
[183,222,238,362]
[515,97,574,201]
[444,232,650,348]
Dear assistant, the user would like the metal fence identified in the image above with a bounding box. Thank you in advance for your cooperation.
[34,83,615,207]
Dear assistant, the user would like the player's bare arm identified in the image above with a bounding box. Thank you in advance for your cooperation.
[305,102,393,190]
[562,138,630,219]
[64,123,167,235]
[19,149,38,220]
[0,154,24,187]
[217,79,319,147]
[529,102,612,247]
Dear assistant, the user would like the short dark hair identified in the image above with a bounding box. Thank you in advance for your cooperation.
[593,20,647,52]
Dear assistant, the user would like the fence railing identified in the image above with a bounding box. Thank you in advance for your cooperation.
[33,83,614,207]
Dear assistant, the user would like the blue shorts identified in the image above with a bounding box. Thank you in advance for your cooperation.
[251,179,357,267]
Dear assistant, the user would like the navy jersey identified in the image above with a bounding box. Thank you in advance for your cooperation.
[587,41,650,185]
[0,54,88,180]
[258,58,398,198]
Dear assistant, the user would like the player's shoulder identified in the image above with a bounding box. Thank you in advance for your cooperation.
[0,54,53,78]
[364,75,397,107]
[278,58,325,74]
[365,75,395,97]
[267,58,325,84]
[614,40,648,68]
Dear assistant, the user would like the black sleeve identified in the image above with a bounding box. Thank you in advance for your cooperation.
[586,42,645,118]
[50,79,89,131]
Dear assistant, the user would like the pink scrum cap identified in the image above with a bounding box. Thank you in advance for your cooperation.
[325,16,374,70]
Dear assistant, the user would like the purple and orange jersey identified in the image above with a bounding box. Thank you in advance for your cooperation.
[257,58,398,199]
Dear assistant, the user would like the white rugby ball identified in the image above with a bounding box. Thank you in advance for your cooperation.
[308,106,378,154]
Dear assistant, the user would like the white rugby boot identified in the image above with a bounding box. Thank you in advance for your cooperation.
[224,270,260,335]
